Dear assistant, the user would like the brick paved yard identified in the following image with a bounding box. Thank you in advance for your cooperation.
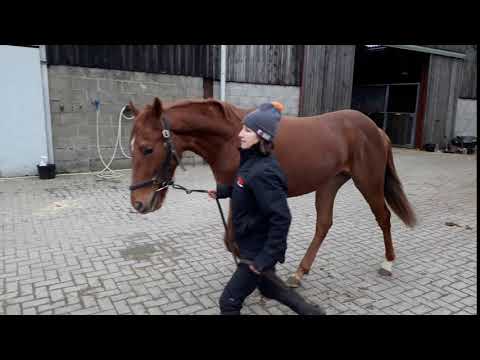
[0,149,476,315]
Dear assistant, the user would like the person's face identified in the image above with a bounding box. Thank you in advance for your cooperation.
[238,125,260,149]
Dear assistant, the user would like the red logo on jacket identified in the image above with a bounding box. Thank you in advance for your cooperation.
[236,176,245,188]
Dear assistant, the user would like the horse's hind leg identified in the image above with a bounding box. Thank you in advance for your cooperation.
[286,174,349,288]
[351,175,395,276]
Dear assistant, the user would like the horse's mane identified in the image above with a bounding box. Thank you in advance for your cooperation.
[133,98,251,140]
[168,98,249,123]
[166,98,251,136]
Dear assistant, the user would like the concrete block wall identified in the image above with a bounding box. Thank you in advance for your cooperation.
[48,66,204,173]
[47,66,302,173]
[213,82,300,116]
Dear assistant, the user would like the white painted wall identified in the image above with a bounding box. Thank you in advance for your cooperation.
[0,46,48,177]
[454,99,477,137]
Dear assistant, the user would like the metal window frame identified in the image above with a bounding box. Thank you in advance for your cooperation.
[355,83,420,147]
[384,45,466,59]
[383,83,421,147]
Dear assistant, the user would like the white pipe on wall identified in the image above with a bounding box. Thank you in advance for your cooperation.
[220,45,227,101]
[39,45,55,164]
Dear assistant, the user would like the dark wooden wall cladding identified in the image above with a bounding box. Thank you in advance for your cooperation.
[46,45,303,86]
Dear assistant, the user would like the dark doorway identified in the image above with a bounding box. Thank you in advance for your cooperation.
[351,46,430,148]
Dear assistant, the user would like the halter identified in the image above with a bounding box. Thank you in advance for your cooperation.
[129,115,185,192]
[128,113,239,265]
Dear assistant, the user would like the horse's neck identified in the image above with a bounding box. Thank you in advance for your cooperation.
[170,101,246,184]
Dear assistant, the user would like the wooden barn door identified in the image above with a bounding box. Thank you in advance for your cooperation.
[423,55,463,145]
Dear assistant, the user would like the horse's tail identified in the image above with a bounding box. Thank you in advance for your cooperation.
[384,141,417,228]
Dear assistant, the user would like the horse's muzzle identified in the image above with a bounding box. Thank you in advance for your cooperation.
[133,201,147,213]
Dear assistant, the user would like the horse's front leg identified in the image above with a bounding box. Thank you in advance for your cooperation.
[223,200,240,257]
[286,217,333,288]
[287,176,348,288]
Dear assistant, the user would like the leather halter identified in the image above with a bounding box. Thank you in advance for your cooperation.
[129,115,184,192]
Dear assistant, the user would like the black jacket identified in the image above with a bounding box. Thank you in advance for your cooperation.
[216,147,292,272]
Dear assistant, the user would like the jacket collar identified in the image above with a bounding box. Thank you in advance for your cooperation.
[239,146,262,165]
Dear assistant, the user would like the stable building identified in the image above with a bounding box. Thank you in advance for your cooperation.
[0,45,476,176]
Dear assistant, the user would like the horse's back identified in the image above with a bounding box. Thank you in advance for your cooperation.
[282,109,377,130]
[274,109,388,196]
[278,109,382,149]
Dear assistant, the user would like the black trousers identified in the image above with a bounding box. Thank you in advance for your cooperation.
[219,263,325,315]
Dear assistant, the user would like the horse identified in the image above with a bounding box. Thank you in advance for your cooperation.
[128,97,417,287]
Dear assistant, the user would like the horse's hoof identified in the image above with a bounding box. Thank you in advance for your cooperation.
[286,275,301,288]
[378,260,393,277]
[377,267,392,277]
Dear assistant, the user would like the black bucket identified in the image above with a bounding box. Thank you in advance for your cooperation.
[451,136,477,149]
[423,143,436,152]
[37,164,56,179]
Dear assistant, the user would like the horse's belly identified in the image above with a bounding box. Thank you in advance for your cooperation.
[284,163,343,197]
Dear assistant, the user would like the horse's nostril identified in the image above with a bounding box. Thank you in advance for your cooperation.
[134,201,144,212]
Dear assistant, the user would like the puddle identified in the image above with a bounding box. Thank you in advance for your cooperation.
[120,243,157,261]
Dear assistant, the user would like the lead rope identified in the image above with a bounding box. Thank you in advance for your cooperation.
[170,183,239,266]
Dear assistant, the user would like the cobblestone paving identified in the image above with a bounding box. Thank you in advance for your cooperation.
[0,149,476,315]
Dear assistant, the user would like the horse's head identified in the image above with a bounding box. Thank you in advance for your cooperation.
[129,97,180,214]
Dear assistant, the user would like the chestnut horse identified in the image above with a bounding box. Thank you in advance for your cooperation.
[128,97,416,287]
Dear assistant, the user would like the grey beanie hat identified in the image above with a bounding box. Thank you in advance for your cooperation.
[243,102,284,142]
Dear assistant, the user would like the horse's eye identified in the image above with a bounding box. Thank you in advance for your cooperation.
[143,148,153,156]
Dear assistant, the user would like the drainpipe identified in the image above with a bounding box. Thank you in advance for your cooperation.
[220,45,227,101]
[39,45,55,164]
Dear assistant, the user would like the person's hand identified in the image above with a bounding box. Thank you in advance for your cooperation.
[207,190,217,200]
[249,264,261,275]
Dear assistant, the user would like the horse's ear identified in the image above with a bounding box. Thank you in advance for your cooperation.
[152,97,163,118]
[128,101,139,116]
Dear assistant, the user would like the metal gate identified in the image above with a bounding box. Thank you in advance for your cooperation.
[351,83,420,147]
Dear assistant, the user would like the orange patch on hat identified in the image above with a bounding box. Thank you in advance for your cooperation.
[271,101,284,113]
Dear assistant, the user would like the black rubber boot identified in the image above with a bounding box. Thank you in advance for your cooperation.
[220,310,241,315]
[279,288,326,315]
[259,270,326,315]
